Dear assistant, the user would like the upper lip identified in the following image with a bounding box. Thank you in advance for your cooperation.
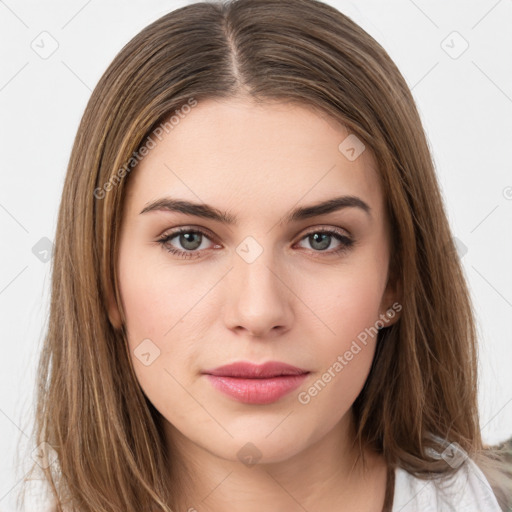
[202,361,309,378]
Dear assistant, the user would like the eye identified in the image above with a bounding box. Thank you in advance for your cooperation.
[157,226,354,260]
[295,228,354,255]
[157,227,219,259]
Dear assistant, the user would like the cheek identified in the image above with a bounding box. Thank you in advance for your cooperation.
[117,258,199,422]
[118,245,212,344]
[295,254,386,406]
[119,267,169,347]
[117,248,218,400]
[303,258,385,347]
[335,281,383,345]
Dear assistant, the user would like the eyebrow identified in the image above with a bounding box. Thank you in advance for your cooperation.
[139,195,371,224]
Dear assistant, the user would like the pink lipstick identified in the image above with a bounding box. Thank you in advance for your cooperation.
[202,361,309,405]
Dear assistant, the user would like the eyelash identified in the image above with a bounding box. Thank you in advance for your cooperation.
[156,226,354,260]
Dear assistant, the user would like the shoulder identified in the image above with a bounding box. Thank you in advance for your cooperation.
[392,457,503,512]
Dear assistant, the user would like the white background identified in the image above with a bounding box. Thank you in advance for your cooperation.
[1,0,511,510]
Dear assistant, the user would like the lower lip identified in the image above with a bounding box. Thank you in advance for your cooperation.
[205,374,308,404]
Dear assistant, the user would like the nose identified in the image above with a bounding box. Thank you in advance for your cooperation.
[222,248,294,338]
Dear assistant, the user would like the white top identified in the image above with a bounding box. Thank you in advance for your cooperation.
[392,457,502,511]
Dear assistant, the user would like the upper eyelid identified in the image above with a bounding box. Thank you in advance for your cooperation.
[158,226,219,244]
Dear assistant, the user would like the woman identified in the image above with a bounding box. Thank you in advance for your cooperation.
[23,0,511,510]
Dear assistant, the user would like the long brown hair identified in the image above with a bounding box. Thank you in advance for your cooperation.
[20,0,511,510]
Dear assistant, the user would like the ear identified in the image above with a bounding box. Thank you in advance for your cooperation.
[378,269,402,328]
[106,282,123,330]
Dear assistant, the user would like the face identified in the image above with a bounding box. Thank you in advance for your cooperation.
[110,97,399,466]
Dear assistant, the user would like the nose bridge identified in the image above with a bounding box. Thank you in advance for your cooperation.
[223,235,293,336]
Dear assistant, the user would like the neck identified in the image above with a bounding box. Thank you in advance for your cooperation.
[163,410,388,512]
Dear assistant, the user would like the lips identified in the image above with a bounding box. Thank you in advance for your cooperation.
[203,361,309,378]
[202,361,310,404]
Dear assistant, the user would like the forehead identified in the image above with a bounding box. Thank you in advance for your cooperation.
[123,98,384,220]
